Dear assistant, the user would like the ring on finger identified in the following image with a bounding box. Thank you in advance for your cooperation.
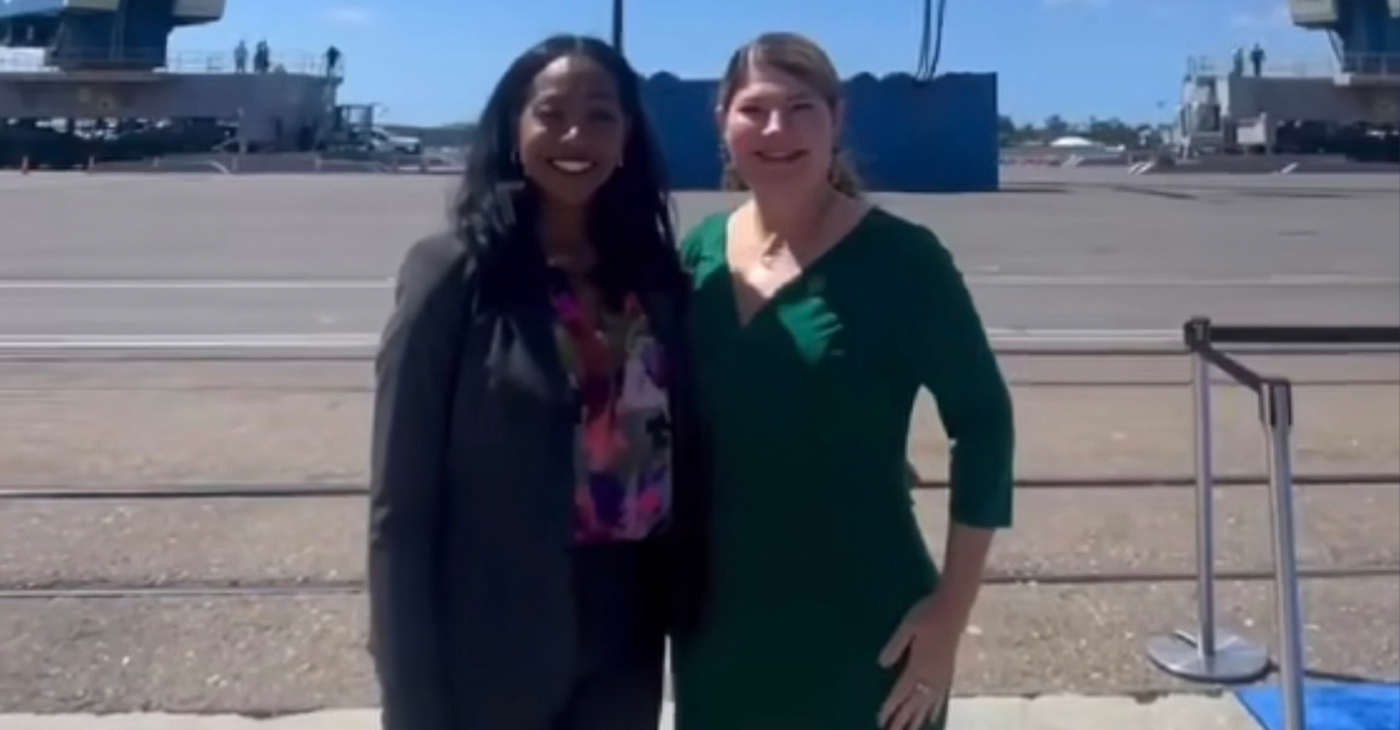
[913,680,933,697]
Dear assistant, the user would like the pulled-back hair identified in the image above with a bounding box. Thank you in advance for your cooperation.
[716,32,861,196]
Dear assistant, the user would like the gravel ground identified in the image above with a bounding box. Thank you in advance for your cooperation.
[0,578,1395,714]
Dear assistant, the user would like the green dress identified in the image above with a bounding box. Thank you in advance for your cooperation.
[673,207,1016,730]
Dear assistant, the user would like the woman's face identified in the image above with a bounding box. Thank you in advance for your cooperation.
[720,61,838,193]
[517,54,627,207]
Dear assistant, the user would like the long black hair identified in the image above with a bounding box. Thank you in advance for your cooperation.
[453,34,679,308]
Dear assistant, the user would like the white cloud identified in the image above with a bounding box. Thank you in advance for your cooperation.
[323,6,374,26]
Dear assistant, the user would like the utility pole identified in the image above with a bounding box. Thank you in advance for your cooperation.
[611,0,624,53]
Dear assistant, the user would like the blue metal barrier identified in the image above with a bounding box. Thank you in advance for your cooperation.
[640,71,1000,193]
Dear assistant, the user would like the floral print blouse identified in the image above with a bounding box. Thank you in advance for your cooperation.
[549,277,673,544]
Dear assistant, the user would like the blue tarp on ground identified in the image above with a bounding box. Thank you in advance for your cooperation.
[641,71,999,193]
[1236,682,1400,730]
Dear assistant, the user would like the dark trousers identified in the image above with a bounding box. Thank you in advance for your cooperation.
[555,542,667,730]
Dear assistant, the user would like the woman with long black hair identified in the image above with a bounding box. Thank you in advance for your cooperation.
[368,34,706,730]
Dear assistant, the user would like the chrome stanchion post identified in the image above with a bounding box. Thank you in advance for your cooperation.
[1192,331,1219,654]
[1261,378,1307,730]
[1147,317,1269,682]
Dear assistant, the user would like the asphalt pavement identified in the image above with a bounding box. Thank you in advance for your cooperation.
[0,172,1396,720]
[0,173,1396,343]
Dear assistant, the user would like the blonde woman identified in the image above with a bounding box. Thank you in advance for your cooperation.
[672,32,1016,730]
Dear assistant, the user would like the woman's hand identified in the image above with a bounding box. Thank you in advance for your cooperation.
[875,592,968,730]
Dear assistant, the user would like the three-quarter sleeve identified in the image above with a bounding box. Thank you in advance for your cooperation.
[905,229,1015,529]
[368,236,467,730]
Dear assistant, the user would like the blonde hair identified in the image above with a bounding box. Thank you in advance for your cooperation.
[717,32,862,196]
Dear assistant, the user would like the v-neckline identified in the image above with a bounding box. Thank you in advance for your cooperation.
[721,207,876,331]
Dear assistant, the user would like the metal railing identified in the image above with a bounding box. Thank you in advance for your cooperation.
[1186,54,1338,79]
[1184,51,1400,79]
[1146,317,1400,730]
[1338,51,1400,77]
[0,48,334,76]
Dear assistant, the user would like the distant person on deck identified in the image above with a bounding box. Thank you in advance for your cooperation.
[234,40,248,73]
[325,45,342,77]
[368,33,707,730]
[1250,43,1265,77]
[253,40,270,73]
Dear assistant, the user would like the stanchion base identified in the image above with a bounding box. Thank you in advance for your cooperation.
[1146,629,1271,684]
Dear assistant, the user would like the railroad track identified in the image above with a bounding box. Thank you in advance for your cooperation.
[3,563,1397,600]
[6,474,1396,596]
[0,338,1394,711]
[2,375,1398,391]
[3,344,1399,363]
[1,471,1396,501]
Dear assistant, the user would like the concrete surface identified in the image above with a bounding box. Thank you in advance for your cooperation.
[2,572,1395,711]
[0,694,1268,729]
[0,173,1395,719]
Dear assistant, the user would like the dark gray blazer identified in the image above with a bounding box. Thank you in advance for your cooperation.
[367,232,709,730]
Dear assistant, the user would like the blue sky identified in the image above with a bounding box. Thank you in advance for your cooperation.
[16,0,1336,126]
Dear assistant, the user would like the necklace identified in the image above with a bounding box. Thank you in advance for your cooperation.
[545,244,597,277]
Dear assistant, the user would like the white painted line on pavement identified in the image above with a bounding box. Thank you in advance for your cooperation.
[0,329,1181,351]
[0,273,1393,291]
[966,273,1400,288]
[0,334,381,350]
[0,279,393,291]
[987,328,1178,341]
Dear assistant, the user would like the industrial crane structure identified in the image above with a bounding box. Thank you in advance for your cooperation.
[606,0,950,81]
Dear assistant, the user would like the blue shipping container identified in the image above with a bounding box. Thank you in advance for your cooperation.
[640,71,1000,193]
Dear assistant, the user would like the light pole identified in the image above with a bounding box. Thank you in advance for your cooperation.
[611,0,624,53]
